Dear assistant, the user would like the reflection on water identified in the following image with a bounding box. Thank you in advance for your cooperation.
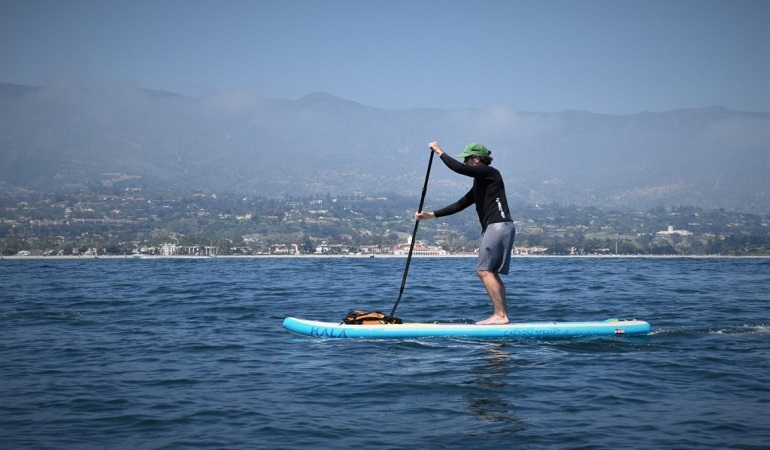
[465,343,524,433]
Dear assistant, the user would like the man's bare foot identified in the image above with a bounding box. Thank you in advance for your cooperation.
[476,315,510,325]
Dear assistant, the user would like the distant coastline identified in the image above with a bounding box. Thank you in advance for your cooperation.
[2,254,768,260]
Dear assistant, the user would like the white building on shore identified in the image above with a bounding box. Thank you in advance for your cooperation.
[657,225,692,236]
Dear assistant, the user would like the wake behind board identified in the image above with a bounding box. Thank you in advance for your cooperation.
[282,317,651,339]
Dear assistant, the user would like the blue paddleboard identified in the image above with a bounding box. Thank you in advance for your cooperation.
[282,317,651,339]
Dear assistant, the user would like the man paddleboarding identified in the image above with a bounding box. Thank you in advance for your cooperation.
[415,142,516,325]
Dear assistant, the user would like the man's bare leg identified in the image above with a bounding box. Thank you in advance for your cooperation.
[476,270,509,325]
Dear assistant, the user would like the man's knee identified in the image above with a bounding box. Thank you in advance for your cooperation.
[476,269,493,279]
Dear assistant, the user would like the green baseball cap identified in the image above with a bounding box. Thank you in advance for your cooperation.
[457,143,490,158]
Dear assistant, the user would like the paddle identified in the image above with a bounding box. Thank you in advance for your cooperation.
[388,147,435,320]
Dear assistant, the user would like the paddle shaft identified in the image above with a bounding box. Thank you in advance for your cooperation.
[390,149,435,318]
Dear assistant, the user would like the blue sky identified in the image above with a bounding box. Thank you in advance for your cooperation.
[1,0,767,114]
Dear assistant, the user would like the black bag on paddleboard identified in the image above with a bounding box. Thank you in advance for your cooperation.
[343,310,402,325]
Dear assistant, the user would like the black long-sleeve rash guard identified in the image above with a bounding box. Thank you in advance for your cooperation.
[432,153,512,231]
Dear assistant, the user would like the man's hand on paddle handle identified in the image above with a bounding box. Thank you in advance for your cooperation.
[428,141,444,156]
[415,211,435,221]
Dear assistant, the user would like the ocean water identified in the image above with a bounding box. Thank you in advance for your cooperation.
[1,256,768,449]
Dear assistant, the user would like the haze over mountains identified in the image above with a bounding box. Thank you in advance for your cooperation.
[0,82,767,213]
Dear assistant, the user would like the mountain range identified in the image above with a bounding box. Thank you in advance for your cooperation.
[0,82,767,213]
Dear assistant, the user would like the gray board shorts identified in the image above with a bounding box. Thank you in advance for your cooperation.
[477,221,516,275]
